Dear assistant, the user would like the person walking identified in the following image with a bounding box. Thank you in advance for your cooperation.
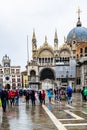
[47,89,52,103]
[81,87,85,101]
[67,86,72,104]
[42,90,46,104]
[15,89,19,106]
[10,89,15,106]
[25,90,30,104]
[83,87,87,101]
[1,88,8,112]
[31,90,36,106]
[38,91,42,105]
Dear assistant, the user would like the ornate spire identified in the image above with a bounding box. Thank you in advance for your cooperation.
[32,29,36,40]
[45,35,47,43]
[44,35,48,45]
[32,29,37,50]
[64,36,66,43]
[54,29,58,51]
[54,29,58,43]
[76,7,82,27]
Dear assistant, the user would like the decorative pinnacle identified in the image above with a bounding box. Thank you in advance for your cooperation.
[45,35,47,42]
[76,7,82,27]
[77,6,81,18]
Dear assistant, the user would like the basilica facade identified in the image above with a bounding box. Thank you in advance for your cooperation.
[26,8,87,91]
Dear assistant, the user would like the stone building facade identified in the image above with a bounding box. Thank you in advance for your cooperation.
[0,54,21,89]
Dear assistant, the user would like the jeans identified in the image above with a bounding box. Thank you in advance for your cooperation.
[67,96,72,104]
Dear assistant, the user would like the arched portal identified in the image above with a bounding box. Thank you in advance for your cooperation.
[40,68,55,90]
[40,68,55,81]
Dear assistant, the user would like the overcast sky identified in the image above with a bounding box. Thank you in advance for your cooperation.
[0,0,87,71]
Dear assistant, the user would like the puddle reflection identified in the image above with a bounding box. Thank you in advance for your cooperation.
[0,113,10,130]
[82,105,87,114]
[47,103,52,111]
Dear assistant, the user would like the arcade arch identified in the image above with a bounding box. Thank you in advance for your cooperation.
[40,68,55,81]
[39,68,55,90]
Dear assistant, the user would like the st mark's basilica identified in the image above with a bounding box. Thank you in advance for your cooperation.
[26,8,87,91]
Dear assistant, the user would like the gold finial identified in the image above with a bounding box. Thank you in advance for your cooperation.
[77,6,81,18]
[55,29,57,38]
[76,7,82,27]
[32,29,36,38]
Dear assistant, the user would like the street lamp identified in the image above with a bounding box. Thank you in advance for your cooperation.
[66,71,69,86]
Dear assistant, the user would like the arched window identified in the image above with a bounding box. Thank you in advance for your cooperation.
[76,78,81,85]
[85,47,87,53]
[80,48,83,53]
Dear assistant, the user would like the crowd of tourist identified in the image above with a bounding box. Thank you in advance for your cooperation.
[53,86,72,104]
[0,87,47,112]
[0,88,20,112]
[0,85,87,113]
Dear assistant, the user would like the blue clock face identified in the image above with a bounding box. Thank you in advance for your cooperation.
[5,76,9,80]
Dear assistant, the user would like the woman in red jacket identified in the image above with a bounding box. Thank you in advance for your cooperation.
[42,90,46,104]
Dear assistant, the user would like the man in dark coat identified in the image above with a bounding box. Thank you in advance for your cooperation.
[31,90,36,106]
[1,88,8,112]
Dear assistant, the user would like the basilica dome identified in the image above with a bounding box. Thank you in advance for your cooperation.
[67,8,87,43]
[67,26,87,43]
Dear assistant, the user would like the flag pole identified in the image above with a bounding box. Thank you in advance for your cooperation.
[27,35,29,63]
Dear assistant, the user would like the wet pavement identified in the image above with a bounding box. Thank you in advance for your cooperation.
[0,93,87,130]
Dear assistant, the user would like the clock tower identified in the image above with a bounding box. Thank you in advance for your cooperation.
[2,54,11,67]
